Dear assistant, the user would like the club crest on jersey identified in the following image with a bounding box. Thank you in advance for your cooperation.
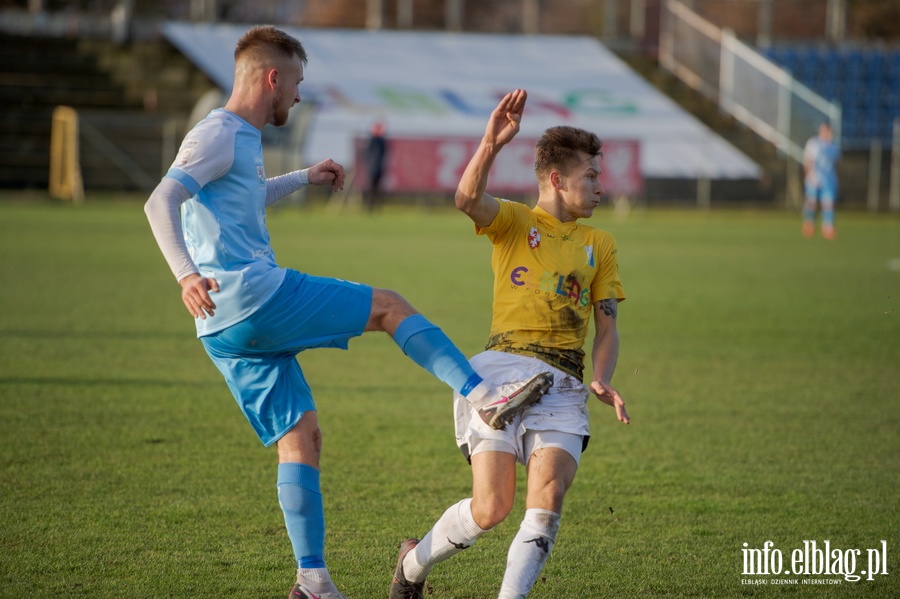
[585,246,595,267]
[176,140,198,167]
[528,227,541,249]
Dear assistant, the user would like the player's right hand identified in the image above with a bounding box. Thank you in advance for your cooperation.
[484,89,527,148]
[179,273,219,319]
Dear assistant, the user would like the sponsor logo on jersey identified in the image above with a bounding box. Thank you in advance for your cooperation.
[256,156,266,186]
[510,266,591,307]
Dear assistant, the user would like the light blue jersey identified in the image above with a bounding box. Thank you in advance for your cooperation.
[165,109,286,337]
[804,135,840,195]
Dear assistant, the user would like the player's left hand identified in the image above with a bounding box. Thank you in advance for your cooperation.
[308,159,345,192]
[591,380,630,424]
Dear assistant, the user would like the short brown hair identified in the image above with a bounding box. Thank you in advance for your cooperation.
[234,26,307,66]
[534,126,603,179]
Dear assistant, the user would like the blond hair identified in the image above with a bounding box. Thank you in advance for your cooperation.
[234,26,307,67]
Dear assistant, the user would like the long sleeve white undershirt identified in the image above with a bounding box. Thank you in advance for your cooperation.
[144,178,196,282]
[265,169,309,206]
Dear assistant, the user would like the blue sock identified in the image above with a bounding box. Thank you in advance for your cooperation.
[803,201,815,224]
[277,463,326,569]
[822,204,835,228]
[392,314,483,396]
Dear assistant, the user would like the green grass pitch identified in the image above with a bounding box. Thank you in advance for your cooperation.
[1,195,898,598]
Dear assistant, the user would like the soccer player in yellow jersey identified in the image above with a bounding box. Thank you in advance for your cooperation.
[390,89,630,599]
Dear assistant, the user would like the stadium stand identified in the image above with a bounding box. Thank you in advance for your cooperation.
[0,31,214,191]
[762,45,900,150]
[0,0,896,206]
[0,34,140,188]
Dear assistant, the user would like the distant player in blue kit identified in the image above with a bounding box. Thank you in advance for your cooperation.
[802,122,840,239]
[143,26,550,599]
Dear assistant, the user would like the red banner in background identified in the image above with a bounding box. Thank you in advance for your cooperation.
[355,137,642,196]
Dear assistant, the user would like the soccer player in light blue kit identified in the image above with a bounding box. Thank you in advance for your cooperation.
[144,26,551,599]
[802,122,840,239]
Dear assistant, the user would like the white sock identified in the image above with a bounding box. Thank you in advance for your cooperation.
[497,508,560,599]
[465,381,493,409]
[403,498,488,582]
[297,568,338,592]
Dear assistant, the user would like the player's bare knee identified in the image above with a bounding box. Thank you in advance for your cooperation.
[530,478,569,512]
[367,288,417,333]
[472,495,513,529]
[276,414,323,466]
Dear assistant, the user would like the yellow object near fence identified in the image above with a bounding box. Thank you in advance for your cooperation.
[50,106,84,203]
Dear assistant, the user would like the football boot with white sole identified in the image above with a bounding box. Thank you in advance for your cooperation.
[477,372,553,430]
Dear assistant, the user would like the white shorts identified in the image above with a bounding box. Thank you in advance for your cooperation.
[454,351,591,467]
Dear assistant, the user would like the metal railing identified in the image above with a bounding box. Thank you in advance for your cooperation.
[660,0,841,164]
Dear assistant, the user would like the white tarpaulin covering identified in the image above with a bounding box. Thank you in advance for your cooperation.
[163,23,761,181]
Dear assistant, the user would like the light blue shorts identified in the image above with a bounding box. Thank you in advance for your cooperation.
[804,181,837,204]
[201,270,372,446]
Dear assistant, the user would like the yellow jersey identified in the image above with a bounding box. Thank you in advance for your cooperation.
[476,200,625,380]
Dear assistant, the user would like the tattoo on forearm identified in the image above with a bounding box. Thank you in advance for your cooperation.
[598,298,618,319]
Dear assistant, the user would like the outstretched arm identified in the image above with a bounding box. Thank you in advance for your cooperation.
[455,89,527,228]
[590,298,630,424]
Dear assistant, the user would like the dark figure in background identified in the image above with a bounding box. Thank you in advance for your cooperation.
[363,121,388,211]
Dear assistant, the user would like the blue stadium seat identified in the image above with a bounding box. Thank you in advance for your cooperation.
[865,113,881,138]
[888,52,900,81]
[852,115,868,138]
[840,48,863,80]
[796,48,818,80]
[761,47,779,63]
[839,89,858,111]
[781,47,799,69]
[860,51,876,77]
[868,89,881,111]
[883,87,899,110]
[759,45,898,149]
[823,47,840,69]
[869,52,885,76]
[819,77,838,98]
[885,114,900,139]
